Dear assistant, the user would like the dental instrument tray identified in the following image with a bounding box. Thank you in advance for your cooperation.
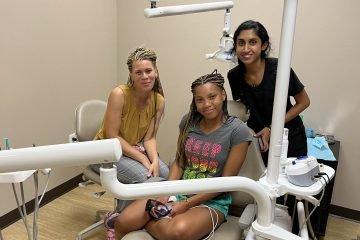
[285,156,320,187]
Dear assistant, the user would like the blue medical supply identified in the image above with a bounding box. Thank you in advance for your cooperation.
[305,128,315,138]
[307,137,336,161]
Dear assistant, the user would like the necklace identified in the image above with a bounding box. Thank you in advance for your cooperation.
[247,80,260,88]
[245,75,262,88]
[245,60,265,88]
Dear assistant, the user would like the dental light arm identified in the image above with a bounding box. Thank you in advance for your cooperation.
[144,1,234,18]
[222,9,231,35]
[144,0,235,62]
[0,139,121,173]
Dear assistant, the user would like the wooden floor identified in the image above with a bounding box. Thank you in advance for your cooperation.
[2,184,359,240]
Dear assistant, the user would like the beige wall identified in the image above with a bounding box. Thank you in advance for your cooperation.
[0,0,117,215]
[293,1,360,210]
[117,0,360,211]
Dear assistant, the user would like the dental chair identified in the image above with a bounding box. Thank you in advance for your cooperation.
[72,99,112,240]
[121,100,266,240]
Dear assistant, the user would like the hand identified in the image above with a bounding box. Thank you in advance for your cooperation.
[148,161,159,178]
[255,127,271,152]
[168,201,190,217]
[133,144,146,154]
[140,156,151,170]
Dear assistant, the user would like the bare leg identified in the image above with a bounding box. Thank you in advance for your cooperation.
[114,199,150,239]
[145,206,225,240]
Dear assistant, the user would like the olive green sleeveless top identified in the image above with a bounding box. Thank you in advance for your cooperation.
[94,85,164,146]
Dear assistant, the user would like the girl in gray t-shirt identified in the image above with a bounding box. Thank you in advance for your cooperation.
[114,70,252,240]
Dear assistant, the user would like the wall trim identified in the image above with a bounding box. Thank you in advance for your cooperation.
[330,204,360,222]
[0,174,82,229]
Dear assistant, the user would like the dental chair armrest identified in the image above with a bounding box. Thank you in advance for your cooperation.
[238,204,256,230]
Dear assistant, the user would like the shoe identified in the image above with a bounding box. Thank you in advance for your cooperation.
[104,211,120,229]
[106,228,116,240]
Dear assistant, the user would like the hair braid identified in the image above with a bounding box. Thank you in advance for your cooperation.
[126,47,164,97]
[126,47,164,139]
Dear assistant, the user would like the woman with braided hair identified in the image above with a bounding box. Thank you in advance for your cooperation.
[113,70,253,240]
[91,47,169,229]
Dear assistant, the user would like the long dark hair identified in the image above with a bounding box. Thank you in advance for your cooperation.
[233,20,271,64]
[175,70,229,168]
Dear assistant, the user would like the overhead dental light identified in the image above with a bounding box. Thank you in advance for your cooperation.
[144,1,235,63]
[205,8,236,63]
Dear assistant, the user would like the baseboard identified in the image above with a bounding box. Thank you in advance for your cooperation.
[0,174,83,229]
[330,204,360,221]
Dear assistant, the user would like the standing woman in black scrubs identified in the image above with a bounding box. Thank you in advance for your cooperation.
[227,20,310,166]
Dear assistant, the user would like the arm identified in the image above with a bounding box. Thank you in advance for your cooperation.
[104,88,151,169]
[285,89,310,123]
[256,89,310,152]
[255,127,271,152]
[167,159,184,181]
[157,153,184,203]
[170,142,250,216]
[228,70,269,151]
[143,97,165,177]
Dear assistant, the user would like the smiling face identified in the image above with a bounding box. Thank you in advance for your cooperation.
[130,60,158,92]
[235,29,269,65]
[193,82,226,121]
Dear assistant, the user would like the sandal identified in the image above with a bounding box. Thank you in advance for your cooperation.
[106,228,116,240]
[104,211,120,229]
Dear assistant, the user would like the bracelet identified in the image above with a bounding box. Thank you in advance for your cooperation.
[181,198,190,205]
[266,126,271,133]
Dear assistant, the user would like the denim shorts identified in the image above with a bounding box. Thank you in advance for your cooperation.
[175,193,232,218]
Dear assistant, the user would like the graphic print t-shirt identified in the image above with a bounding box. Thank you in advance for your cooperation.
[180,116,253,180]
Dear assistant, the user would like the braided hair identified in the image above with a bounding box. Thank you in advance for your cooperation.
[126,47,164,138]
[175,70,229,168]
[126,47,164,97]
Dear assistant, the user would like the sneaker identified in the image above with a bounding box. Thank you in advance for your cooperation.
[104,211,120,229]
[106,228,116,240]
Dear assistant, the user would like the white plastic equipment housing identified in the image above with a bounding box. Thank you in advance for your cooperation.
[144,1,234,18]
